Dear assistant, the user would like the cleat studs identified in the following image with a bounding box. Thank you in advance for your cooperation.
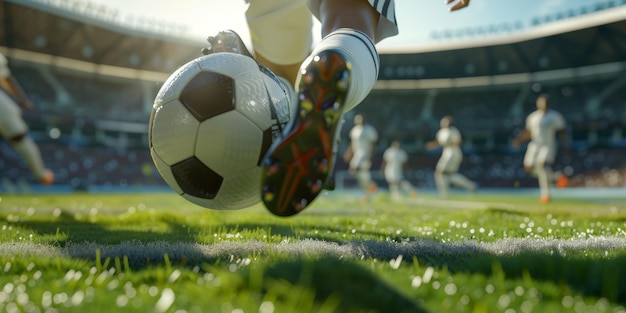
[262,186,275,202]
[300,99,313,115]
[263,191,275,202]
[304,71,316,84]
[317,158,328,172]
[268,165,279,175]
[294,198,308,211]
[310,179,323,193]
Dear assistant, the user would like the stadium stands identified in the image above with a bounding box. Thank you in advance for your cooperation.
[0,0,624,191]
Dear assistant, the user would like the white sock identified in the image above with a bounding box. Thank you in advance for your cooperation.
[435,172,449,198]
[536,166,550,197]
[13,136,46,179]
[450,173,476,191]
[303,28,379,112]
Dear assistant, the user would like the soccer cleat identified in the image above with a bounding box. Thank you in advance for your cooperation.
[203,29,291,96]
[261,50,351,216]
[540,195,551,204]
[202,29,254,58]
[556,174,569,189]
[39,169,54,185]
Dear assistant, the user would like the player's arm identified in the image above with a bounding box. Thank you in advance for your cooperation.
[425,139,440,150]
[512,129,530,148]
[1,75,33,110]
[446,0,470,12]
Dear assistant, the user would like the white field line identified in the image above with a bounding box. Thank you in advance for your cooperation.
[1,237,625,266]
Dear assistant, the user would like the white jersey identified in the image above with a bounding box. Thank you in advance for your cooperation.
[435,126,463,173]
[523,109,566,166]
[383,146,407,183]
[526,109,565,147]
[436,126,462,154]
[0,53,10,78]
[350,124,378,155]
[0,52,28,137]
[349,123,378,170]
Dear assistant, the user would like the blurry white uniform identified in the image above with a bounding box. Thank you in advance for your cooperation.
[349,123,378,171]
[435,126,463,173]
[434,126,475,198]
[523,110,566,167]
[0,52,49,182]
[0,53,27,138]
[383,145,415,200]
[522,109,566,199]
[383,146,407,184]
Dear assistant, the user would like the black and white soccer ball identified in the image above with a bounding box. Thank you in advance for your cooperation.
[149,52,290,210]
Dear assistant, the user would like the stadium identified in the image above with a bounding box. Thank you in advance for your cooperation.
[1,0,625,312]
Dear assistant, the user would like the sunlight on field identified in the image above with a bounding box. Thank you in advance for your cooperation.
[1,191,626,312]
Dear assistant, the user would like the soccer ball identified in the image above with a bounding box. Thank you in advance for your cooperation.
[149,52,290,210]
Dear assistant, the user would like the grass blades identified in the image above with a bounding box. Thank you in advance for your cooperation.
[1,191,626,312]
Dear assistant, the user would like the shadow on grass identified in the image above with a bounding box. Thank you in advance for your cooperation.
[257,257,427,313]
[352,238,626,305]
[5,213,626,306]
[4,210,201,245]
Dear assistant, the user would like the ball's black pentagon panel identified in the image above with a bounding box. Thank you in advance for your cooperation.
[171,156,223,199]
[180,71,235,121]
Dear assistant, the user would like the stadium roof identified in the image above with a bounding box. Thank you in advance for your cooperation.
[377,6,626,86]
[0,0,206,80]
[1,0,625,87]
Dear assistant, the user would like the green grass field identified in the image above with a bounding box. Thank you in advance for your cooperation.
[1,190,626,313]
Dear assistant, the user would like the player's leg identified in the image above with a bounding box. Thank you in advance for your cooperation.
[535,146,551,203]
[435,154,453,198]
[434,171,450,199]
[388,181,400,201]
[0,95,53,185]
[400,180,417,196]
[545,147,569,188]
[245,0,313,86]
[446,150,475,192]
[449,173,476,193]
[260,0,397,215]
[523,142,538,175]
[357,167,375,201]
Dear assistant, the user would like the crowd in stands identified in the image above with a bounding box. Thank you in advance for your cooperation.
[1,59,625,191]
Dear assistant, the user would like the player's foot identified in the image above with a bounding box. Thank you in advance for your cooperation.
[368,182,377,194]
[261,50,350,216]
[202,29,254,59]
[540,195,550,204]
[39,169,54,185]
[202,30,288,94]
[556,174,569,189]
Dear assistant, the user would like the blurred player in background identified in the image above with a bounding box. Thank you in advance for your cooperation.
[202,0,471,215]
[381,140,417,201]
[0,52,54,185]
[344,113,378,202]
[426,115,476,198]
[512,93,569,203]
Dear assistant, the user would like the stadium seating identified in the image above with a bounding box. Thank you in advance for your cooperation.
[1,0,624,192]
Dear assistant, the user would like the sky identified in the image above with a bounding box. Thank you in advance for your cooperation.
[84,0,614,52]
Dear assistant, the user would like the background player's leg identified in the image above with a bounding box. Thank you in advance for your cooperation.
[11,134,53,184]
[449,173,476,192]
[435,172,450,199]
[536,164,550,202]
